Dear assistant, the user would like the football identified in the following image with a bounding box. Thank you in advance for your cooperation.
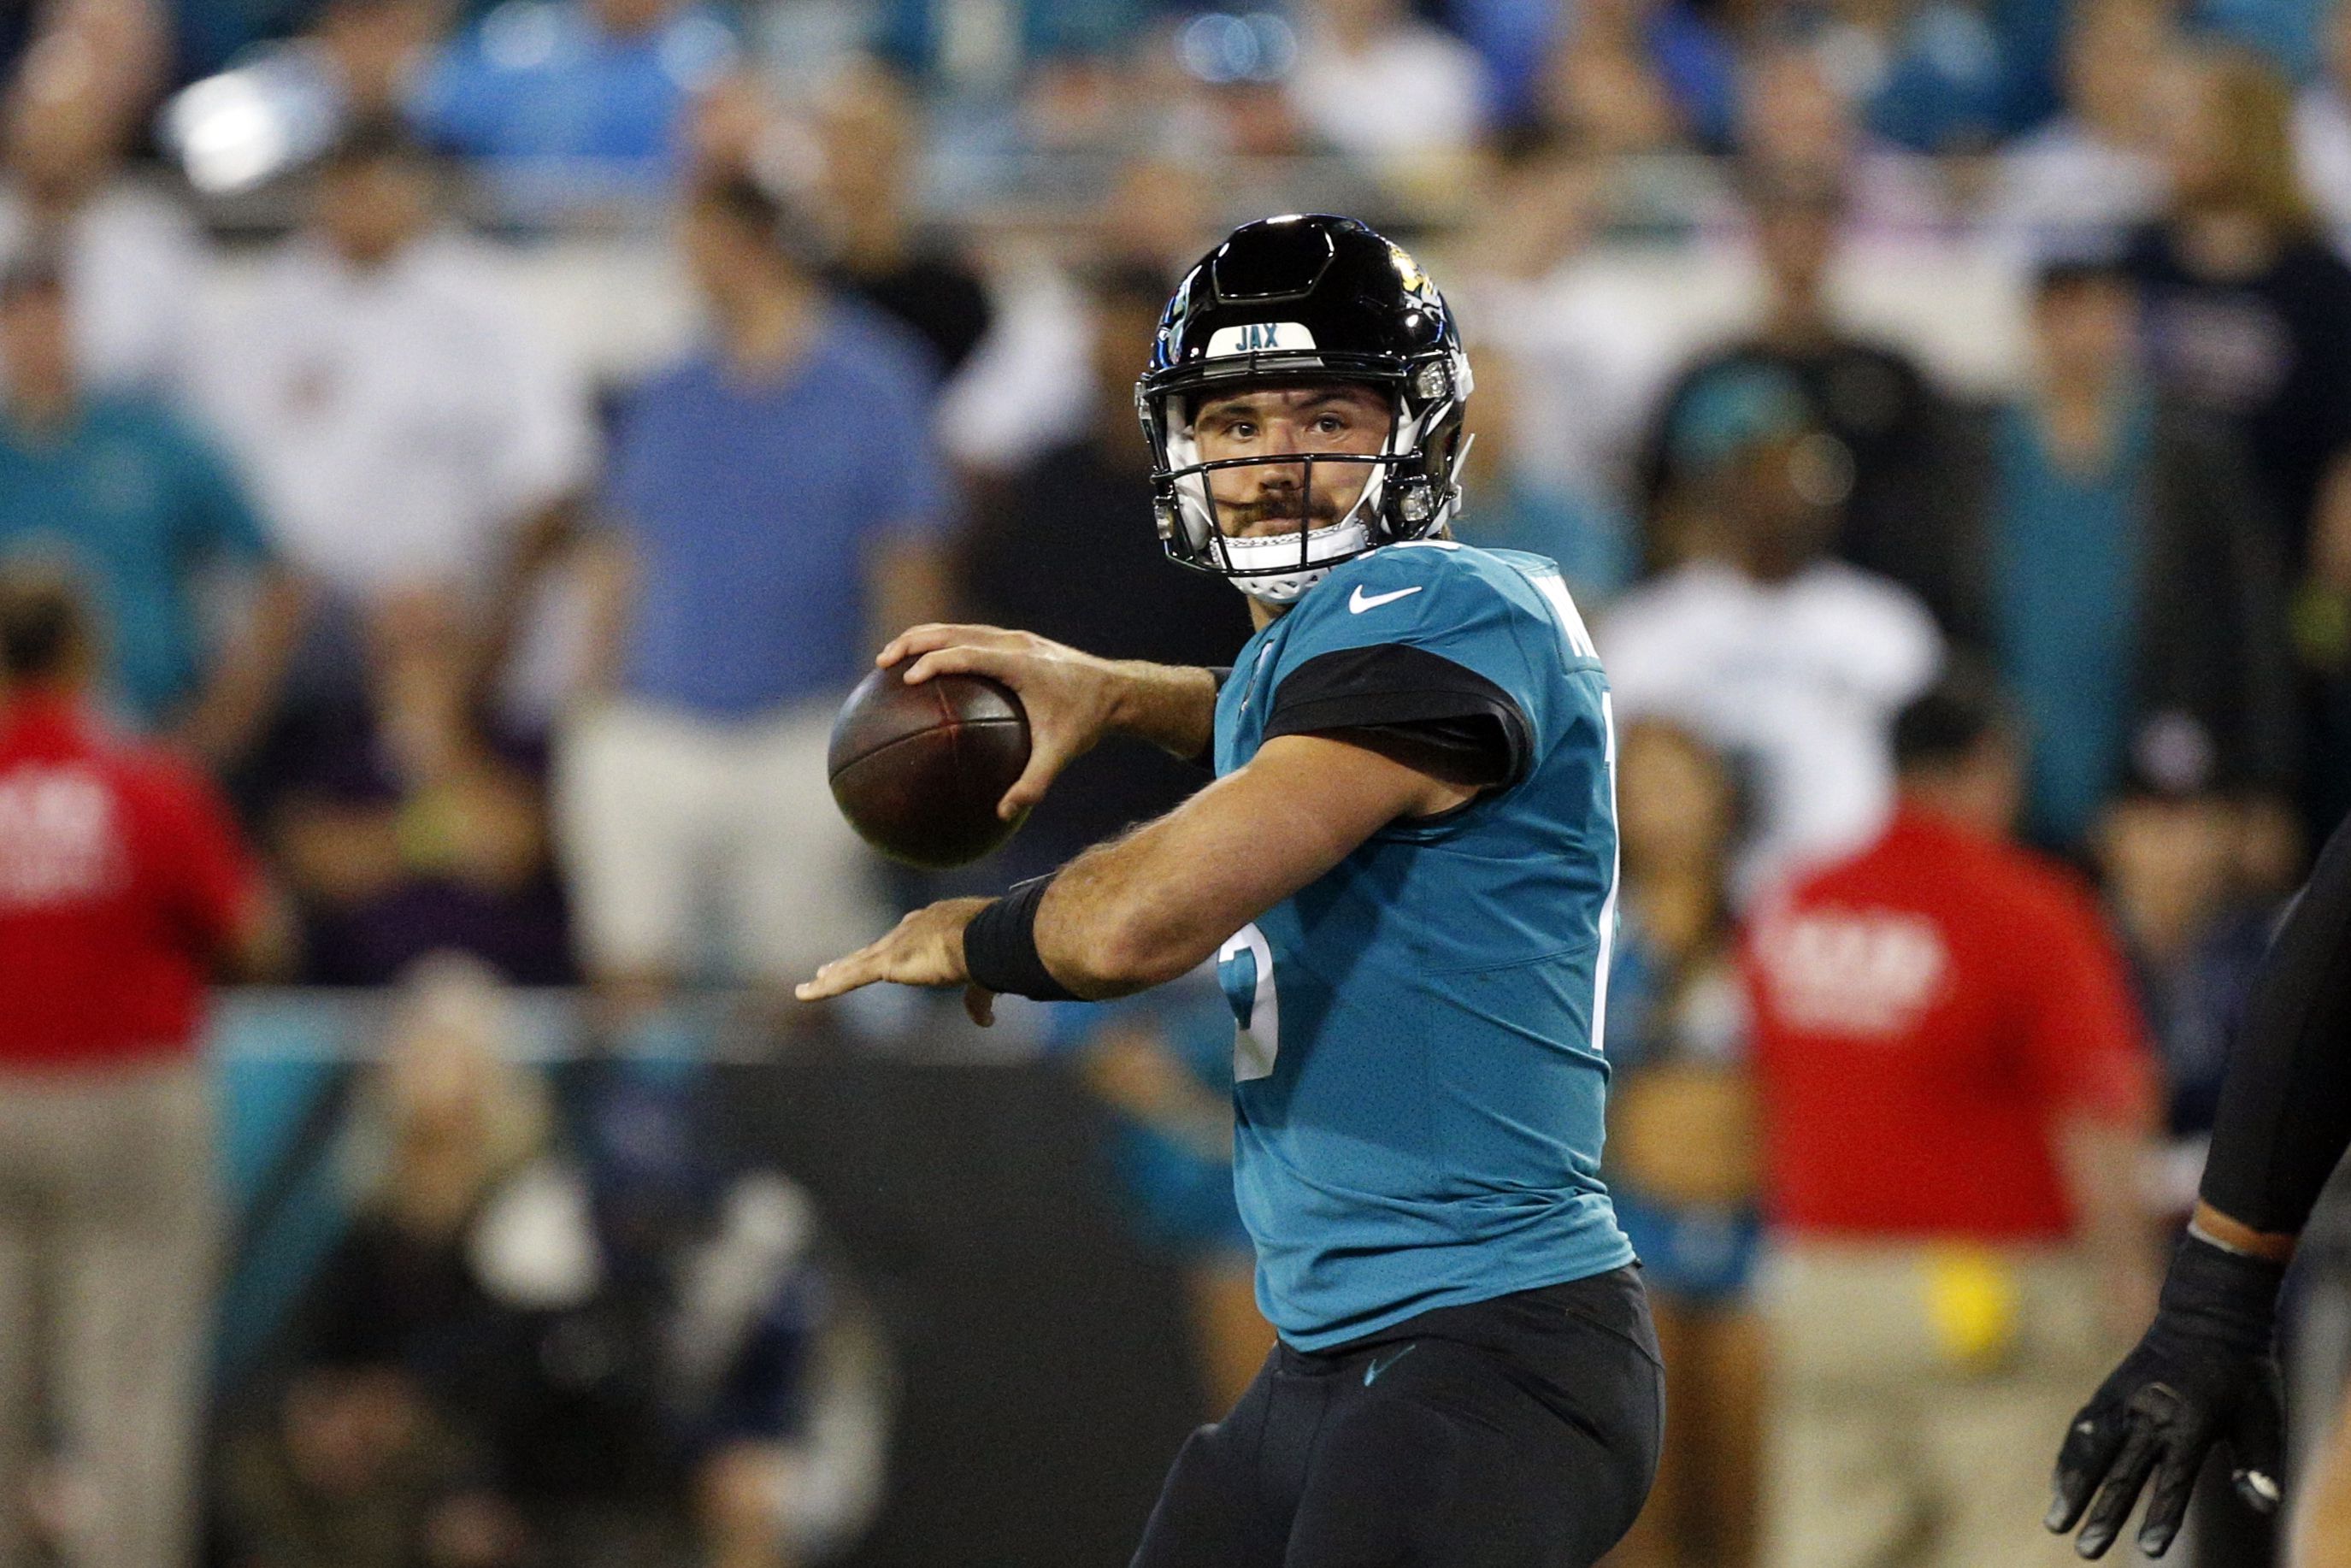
[827,663,1031,869]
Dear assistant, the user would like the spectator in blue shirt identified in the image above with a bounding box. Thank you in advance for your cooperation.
[412,0,738,210]
[1974,257,2296,857]
[559,174,952,1005]
[0,249,303,767]
[1536,0,1741,152]
[1860,0,2018,155]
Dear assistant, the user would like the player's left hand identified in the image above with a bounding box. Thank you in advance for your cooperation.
[795,898,999,1025]
[2047,1233,2287,1558]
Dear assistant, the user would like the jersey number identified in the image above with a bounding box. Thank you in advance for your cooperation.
[1528,567,1618,1054]
[1217,923,1281,1082]
[1529,570,1600,659]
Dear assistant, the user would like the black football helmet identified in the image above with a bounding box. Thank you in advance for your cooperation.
[1138,214,1473,604]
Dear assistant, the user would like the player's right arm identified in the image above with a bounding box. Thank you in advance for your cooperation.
[877,624,1221,820]
[794,728,1476,1017]
[2048,810,2351,1559]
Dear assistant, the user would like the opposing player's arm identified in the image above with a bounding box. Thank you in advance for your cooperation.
[2048,808,2351,1559]
[880,624,1221,817]
[2194,805,2351,1247]
[794,734,1475,1011]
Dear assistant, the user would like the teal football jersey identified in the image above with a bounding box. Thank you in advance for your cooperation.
[1213,540,1634,1349]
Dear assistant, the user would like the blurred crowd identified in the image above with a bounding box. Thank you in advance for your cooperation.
[0,0,2348,1563]
[0,0,2336,981]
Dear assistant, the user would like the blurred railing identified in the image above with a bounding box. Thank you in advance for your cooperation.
[208,986,1044,1366]
[176,147,2010,244]
[164,152,2042,398]
[203,986,1202,1567]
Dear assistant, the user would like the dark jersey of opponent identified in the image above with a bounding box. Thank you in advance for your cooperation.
[2201,807,2351,1236]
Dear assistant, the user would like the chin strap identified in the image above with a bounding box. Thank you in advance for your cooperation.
[1223,520,1373,604]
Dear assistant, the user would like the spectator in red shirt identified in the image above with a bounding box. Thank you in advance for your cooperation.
[0,563,277,1567]
[1742,667,2160,1568]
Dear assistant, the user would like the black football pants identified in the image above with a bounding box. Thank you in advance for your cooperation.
[1129,1265,1664,1568]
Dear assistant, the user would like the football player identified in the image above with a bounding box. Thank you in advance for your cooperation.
[799,214,1660,1566]
[2048,808,2351,1564]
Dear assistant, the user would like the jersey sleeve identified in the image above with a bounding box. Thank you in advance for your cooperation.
[2199,809,2351,1235]
[170,416,274,566]
[143,760,260,953]
[600,383,658,535]
[2015,881,2158,1129]
[1261,549,1553,788]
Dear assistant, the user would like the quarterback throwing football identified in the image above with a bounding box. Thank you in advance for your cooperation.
[801,215,1661,1567]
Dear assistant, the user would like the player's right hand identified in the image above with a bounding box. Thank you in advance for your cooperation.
[2046,1233,2287,1559]
[880,625,1124,819]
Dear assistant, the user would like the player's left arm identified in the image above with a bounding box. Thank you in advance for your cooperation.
[795,731,1480,1017]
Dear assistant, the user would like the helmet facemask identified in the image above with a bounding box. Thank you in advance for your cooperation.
[1143,357,1470,605]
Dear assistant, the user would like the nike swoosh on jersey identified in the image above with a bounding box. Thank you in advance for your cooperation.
[1348,585,1425,614]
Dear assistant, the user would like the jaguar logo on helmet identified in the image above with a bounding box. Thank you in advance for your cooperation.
[1137,214,1475,606]
[1388,244,1436,304]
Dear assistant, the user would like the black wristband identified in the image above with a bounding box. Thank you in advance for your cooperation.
[2155,1232,2288,1355]
[963,875,1081,1002]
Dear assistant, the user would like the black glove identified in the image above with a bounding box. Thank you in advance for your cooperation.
[2046,1232,2287,1559]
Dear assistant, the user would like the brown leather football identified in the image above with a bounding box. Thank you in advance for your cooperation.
[828,663,1031,869]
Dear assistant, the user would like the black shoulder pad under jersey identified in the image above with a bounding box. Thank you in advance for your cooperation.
[1264,644,1532,790]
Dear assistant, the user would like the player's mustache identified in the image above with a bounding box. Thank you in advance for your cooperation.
[1224,488,1346,528]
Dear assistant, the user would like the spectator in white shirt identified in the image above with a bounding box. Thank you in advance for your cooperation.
[197,121,597,982]
[0,22,210,397]
[1445,130,1683,598]
[1986,0,2174,255]
[1601,363,1943,901]
[940,156,1215,479]
[2296,0,2351,256]
[1286,0,1488,160]
[198,118,596,738]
